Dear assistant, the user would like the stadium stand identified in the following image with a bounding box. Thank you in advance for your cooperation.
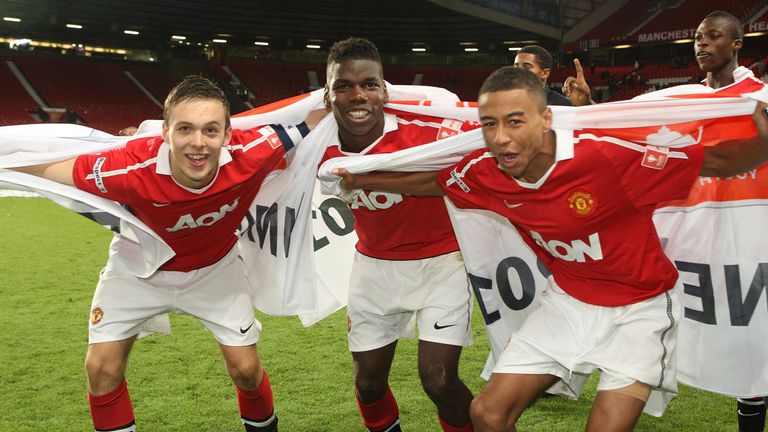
[0,57,40,125]
[11,54,161,133]
[227,59,298,106]
[578,0,659,44]
[633,0,763,39]
[128,63,176,102]
[1,11,765,129]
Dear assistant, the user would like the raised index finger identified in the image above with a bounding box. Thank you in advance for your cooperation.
[573,58,585,80]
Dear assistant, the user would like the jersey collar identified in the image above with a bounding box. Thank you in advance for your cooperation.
[554,127,575,161]
[700,66,752,87]
[333,112,398,155]
[508,128,574,189]
[155,142,233,194]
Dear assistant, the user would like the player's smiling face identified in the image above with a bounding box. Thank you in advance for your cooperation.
[162,98,232,189]
[694,17,742,74]
[479,88,554,182]
[325,59,388,152]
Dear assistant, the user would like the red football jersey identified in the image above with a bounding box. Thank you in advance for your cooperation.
[704,66,765,94]
[438,130,704,306]
[321,110,479,260]
[73,124,303,271]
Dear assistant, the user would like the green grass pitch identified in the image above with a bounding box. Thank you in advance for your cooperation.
[0,197,737,431]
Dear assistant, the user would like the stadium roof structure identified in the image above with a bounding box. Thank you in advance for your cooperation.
[0,0,623,53]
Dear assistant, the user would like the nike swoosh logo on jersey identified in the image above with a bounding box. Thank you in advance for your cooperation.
[240,321,255,334]
[504,200,524,208]
[152,202,171,207]
[433,322,457,330]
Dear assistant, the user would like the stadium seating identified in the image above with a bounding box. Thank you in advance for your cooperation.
[579,0,658,43]
[633,0,763,37]
[0,57,39,125]
[128,63,177,102]
[12,54,161,133]
[227,59,299,106]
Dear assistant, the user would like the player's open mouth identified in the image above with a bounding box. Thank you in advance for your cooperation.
[347,109,371,122]
[696,51,710,59]
[498,153,519,168]
[186,154,209,167]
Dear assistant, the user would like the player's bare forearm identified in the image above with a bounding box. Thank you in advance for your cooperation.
[305,108,330,130]
[11,158,77,186]
[333,168,443,196]
[700,102,768,177]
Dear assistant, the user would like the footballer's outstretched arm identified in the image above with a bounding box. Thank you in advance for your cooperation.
[12,158,76,186]
[700,102,768,177]
[333,168,444,197]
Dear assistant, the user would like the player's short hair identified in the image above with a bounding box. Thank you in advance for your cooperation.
[326,37,383,77]
[518,45,554,71]
[704,10,744,39]
[164,75,230,127]
[479,67,547,111]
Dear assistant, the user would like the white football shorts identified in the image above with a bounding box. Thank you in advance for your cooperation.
[493,278,681,417]
[88,244,261,347]
[346,250,473,352]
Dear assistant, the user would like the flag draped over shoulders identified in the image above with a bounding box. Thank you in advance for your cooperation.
[2,81,768,395]
[0,84,466,326]
[318,84,768,402]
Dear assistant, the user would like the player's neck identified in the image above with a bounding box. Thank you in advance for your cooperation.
[706,61,737,89]
[520,131,556,183]
[338,125,385,154]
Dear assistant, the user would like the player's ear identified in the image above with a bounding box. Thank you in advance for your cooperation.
[162,121,169,142]
[733,38,743,52]
[541,68,551,83]
[383,82,390,105]
[323,85,331,110]
[224,125,233,146]
[542,106,553,131]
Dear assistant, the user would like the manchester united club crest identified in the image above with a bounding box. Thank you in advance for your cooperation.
[90,307,104,325]
[566,190,597,217]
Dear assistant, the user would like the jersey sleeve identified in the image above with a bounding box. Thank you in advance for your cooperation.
[607,142,705,208]
[234,122,309,153]
[72,147,134,201]
[436,150,494,210]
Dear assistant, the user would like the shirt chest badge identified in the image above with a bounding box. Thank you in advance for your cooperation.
[566,189,597,218]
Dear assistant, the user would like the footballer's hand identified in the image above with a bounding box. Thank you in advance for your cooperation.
[118,126,138,136]
[332,167,357,191]
[562,59,594,106]
[331,167,363,203]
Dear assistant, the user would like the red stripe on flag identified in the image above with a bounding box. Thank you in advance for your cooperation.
[234,93,313,117]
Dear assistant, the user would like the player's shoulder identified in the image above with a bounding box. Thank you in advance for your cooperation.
[91,135,161,163]
[547,88,572,107]
[441,149,498,194]
[386,109,463,128]
[454,148,496,172]
[385,110,476,146]
[320,143,345,161]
